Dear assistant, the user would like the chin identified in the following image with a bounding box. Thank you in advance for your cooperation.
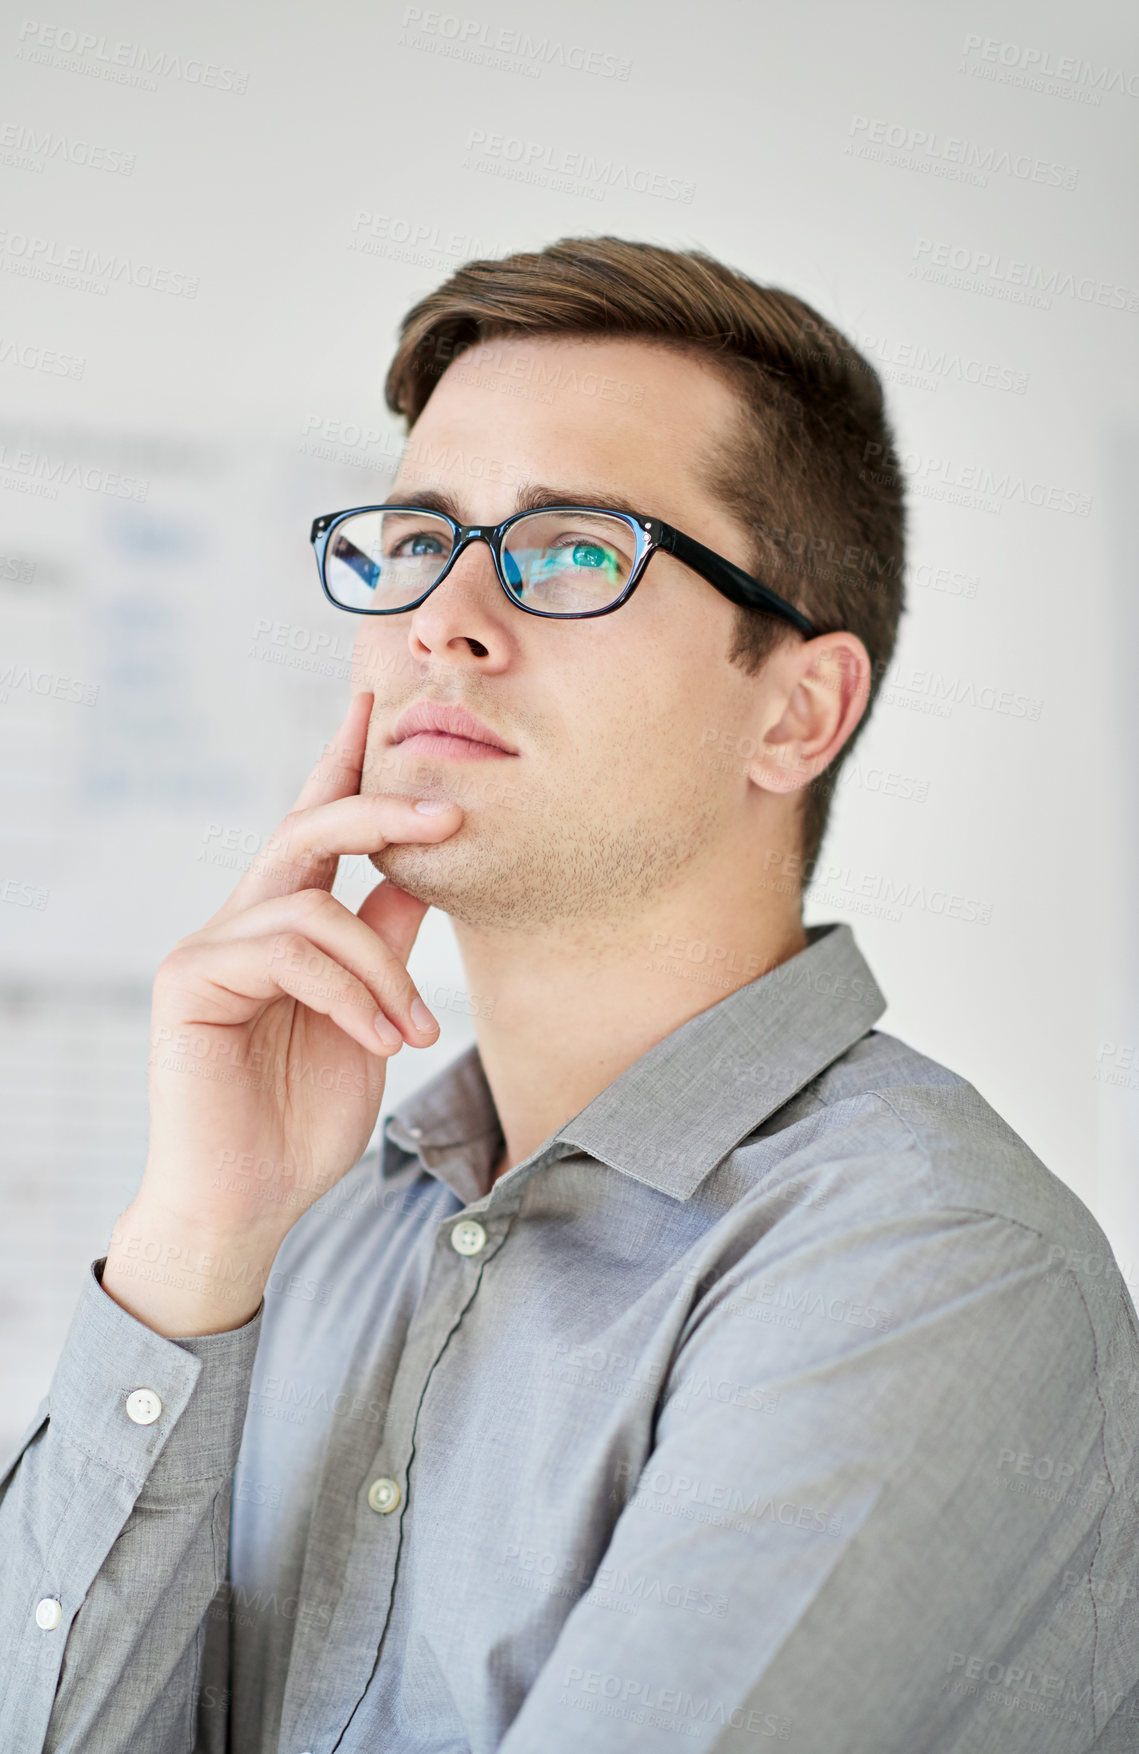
[369,843,456,907]
[368,843,526,930]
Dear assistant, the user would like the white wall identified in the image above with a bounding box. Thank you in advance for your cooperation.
[1,0,1136,1448]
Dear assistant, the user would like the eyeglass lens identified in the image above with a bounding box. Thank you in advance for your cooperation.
[323,508,638,614]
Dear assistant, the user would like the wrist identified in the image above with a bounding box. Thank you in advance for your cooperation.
[102,1198,282,1337]
[110,1194,284,1269]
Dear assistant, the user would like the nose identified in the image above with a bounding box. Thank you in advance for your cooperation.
[403,528,515,665]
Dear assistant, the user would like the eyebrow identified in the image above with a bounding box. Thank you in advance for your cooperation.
[380,485,650,523]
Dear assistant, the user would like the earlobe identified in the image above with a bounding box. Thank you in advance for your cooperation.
[749,738,816,796]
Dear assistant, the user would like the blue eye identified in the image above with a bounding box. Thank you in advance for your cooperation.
[572,542,607,568]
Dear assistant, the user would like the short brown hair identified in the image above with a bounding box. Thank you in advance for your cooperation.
[384,236,906,876]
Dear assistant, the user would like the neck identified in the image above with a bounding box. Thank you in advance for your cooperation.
[453,887,808,1186]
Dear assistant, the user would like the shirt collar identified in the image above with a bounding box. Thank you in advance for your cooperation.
[382,921,886,1205]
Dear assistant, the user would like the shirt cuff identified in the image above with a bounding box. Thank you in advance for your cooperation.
[45,1260,264,1490]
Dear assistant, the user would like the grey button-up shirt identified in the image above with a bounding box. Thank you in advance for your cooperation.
[3,921,1139,1753]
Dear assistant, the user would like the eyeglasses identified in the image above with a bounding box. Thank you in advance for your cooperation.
[310,503,819,637]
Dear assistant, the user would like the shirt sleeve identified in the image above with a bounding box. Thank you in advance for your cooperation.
[498,1204,1112,1753]
[0,1260,262,1754]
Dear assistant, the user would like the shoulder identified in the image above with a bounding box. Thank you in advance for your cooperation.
[733,1027,1133,1350]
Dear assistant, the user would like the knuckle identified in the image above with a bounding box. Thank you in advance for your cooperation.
[155,942,198,983]
[269,930,312,964]
[275,808,317,853]
[292,886,336,918]
[269,811,299,850]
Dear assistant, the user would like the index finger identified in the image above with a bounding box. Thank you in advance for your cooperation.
[291,690,373,812]
[202,692,374,928]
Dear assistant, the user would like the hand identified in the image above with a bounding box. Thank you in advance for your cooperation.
[102,691,463,1335]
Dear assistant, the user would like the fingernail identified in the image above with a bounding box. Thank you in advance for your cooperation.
[410,997,437,1032]
[373,1013,401,1049]
[414,799,454,814]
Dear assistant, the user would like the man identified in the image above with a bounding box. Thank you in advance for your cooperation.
[2,236,1137,1754]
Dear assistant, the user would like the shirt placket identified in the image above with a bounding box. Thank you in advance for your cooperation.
[279,1168,525,1754]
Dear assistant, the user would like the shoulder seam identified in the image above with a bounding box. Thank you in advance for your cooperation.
[851,1093,1101,1259]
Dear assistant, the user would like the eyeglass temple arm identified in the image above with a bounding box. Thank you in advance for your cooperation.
[658,525,818,639]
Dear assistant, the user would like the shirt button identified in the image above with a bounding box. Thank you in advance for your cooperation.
[125,1389,163,1425]
[405,1125,422,1138]
[450,1219,487,1256]
[35,1597,63,1631]
[367,1476,401,1514]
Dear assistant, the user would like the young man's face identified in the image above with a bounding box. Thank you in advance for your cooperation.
[355,334,806,933]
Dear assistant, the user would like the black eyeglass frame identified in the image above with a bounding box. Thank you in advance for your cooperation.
[310,503,819,638]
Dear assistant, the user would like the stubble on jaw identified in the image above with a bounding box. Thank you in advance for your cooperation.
[367,783,722,935]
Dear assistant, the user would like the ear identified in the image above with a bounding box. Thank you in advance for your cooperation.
[746,632,872,796]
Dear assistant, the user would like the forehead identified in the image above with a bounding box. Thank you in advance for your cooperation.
[392,335,744,521]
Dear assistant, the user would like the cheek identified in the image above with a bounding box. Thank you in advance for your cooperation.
[581,685,703,797]
[558,661,641,762]
[352,628,412,696]
[564,626,721,764]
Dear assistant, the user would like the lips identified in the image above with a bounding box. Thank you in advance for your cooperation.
[390,700,518,758]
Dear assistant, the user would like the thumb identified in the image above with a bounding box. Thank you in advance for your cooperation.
[357,878,432,964]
